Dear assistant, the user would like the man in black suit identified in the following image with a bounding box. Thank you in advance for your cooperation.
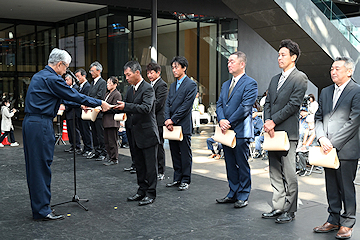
[262,39,308,223]
[86,61,107,161]
[313,57,360,239]
[63,74,81,154]
[75,68,93,157]
[116,61,160,206]
[164,56,197,191]
[146,62,168,181]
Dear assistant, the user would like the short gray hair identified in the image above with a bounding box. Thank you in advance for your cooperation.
[89,61,103,73]
[64,74,72,80]
[48,48,71,65]
[335,56,355,73]
[124,61,142,73]
[231,51,247,65]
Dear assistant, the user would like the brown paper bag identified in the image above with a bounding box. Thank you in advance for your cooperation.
[163,126,183,141]
[213,126,236,148]
[308,147,339,169]
[263,131,290,151]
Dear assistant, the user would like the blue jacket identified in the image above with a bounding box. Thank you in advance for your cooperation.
[216,73,258,139]
[25,65,101,118]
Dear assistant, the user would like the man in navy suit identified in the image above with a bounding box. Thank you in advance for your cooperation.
[165,56,197,191]
[215,51,258,208]
[313,57,360,239]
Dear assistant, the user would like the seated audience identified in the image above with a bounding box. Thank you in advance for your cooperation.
[206,137,223,159]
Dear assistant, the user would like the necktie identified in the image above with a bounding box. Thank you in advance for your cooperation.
[228,79,236,98]
[176,81,181,91]
[277,74,286,91]
[332,87,341,109]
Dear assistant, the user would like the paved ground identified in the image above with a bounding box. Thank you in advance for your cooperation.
[1,124,360,239]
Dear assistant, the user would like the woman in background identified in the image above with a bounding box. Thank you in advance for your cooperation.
[0,99,19,147]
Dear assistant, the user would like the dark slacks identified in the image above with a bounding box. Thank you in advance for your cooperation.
[223,138,251,201]
[132,143,158,199]
[268,141,298,213]
[78,118,93,152]
[126,128,136,168]
[169,135,192,184]
[157,126,165,174]
[104,127,118,161]
[90,118,106,157]
[325,160,358,228]
[23,114,54,219]
[67,117,81,149]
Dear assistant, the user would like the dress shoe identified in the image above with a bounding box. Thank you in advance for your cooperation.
[178,183,189,191]
[336,226,353,239]
[216,197,236,204]
[82,151,92,157]
[130,168,136,174]
[166,181,180,187]
[313,222,339,233]
[75,148,82,154]
[234,200,248,208]
[103,160,118,166]
[64,147,74,152]
[124,166,134,171]
[86,152,97,159]
[95,155,106,161]
[127,193,144,201]
[37,212,65,221]
[138,196,155,206]
[275,212,295,223]
[158,173,165,180]
[121,143,129,148]
[262,209,283,219]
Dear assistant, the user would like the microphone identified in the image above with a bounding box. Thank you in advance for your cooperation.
[66,69,80,85]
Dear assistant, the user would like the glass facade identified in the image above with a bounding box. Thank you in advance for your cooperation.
[0,7,237,118]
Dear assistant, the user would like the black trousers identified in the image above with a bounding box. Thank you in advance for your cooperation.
[67,117,81,149]
[169,135,192,184]
[90,118,106,156]
[325,160,358,228]
[78,118,93,152]
[104,127,118,161]
[157,126,165,174]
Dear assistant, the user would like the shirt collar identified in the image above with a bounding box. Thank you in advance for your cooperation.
[232,72,245,84]
[134,78,144,91]
[151,77,160,86]
[177,75,187,86]
[281,66,296,78]
[335,79,351,92]
[80,80,87,88]
[93,76,101,84]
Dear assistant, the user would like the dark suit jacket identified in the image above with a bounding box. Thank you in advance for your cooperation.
[123,80,160,149]
[164,76,197,135]
[153,78,168,126]
[88,77,106,119]
[216,73,258,139]
[79,81,91,95]
[264,68,308,141]
[102,89,122,128]
[315,80,360,160]
[65,84,81,119]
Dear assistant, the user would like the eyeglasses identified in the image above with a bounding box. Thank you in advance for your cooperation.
[61,61,69,69]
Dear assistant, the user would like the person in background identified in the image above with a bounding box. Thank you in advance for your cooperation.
[192,92,201,134]
[102,76,122,166]
[252,108,264,159]
[0,99,19,147]
[308,93,318,116]
[206,137,223,160]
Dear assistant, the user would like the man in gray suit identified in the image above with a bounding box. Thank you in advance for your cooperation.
[313,57,360,239]
[262,39,308,223]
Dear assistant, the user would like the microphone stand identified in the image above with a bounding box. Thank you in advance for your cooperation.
[52,69,89,211]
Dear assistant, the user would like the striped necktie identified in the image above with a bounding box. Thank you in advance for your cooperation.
[277,74,286,91]
[228,79,236,98]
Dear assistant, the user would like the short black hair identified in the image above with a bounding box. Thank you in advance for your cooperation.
[75,68,87,77]
[146,62,161,73]
[170,56,188,70]
[279,39,301,62]
[308,93,315,101]
[124,61,142,73]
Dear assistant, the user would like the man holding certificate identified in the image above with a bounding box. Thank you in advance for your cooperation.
[215,51,258,208]
[313,57,360,239]
[262,39,307,223]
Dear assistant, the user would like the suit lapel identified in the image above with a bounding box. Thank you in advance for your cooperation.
[332,80,355,113]
[227,74,247,102]
[170,77,186,105]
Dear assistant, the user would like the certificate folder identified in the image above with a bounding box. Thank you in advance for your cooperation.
[114,113,127,121]
[213,126,236,148]
[81,107,101,122]
[263,131,290,151]
[163,126,183,141]
[308,147,339,169]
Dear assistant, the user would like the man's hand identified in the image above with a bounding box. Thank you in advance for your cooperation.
[318,137,333,155]
[165,119,174,131]
[113,101,125,110]
[101,101,111,112]
[219,119,231,134]
[263,120,276,133]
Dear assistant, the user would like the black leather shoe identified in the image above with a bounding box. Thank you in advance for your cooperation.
[234,200,248,208]
[138,196,155,206]
[37,212,65,221]
[166,181,180,187]
[124,166,134,171]
[178,183,189,191]
[262,209,283,219]
[130,168,136,174]
[275,212,295,223]
[103,160,118,166]
[95,155,106,161]
[127,193,144,201]
[86,152,97,159]
[64,147,74,152]
[216,197,236,204]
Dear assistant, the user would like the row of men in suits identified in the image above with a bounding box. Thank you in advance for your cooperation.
[214,39,359,239]
[63,62,108,162]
